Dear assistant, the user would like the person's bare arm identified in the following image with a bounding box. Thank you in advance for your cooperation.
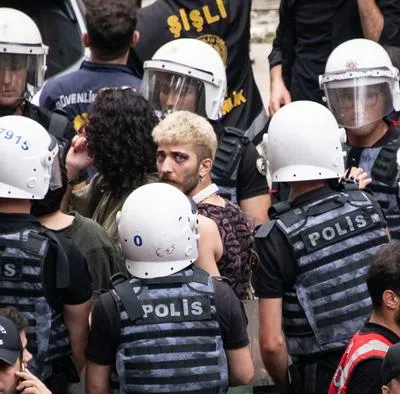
[63,299,92,373]
[196,215,222,276]
[357,0,384,42]
[259,298,290,394]
[240,194,270,226]
[268,65,292,116]
[226,345,254,386]
[86,361,112,394]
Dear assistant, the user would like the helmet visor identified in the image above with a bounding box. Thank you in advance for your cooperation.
[141,70,206,120]
[323,78,394,128]
[0,53,44,105]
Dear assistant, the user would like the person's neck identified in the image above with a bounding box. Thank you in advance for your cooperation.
[369,310,400,338]
[0,199,31,214]
[289,180,328,201]
[189,179,225,206]
[347,120,389,147]
[38,210,74,231]
[90,51,129,66]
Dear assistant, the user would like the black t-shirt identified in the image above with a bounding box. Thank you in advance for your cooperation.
[290,0,339,103]
[86,277,249,365]
[0,213,92,305]
[213,122,269,202]
[346,322,400,394]
[253,187,347,298]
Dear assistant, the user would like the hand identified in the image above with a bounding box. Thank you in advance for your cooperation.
[15,370,51,394]
[66,135,94,180]
[346,167,372,190]
[268,79,292,116]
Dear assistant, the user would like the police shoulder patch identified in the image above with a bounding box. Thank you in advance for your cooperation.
[301,209,375,253]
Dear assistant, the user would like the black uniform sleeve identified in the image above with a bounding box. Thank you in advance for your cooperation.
[214,280,249,350]
[346,358,383,394]
[56,237,92,305]
[253,224,297,298]
[86,292,120,365]
[237,142,269,201]
[379,0,400,47]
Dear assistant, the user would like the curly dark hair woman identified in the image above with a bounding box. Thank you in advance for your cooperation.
[85,88,158,196]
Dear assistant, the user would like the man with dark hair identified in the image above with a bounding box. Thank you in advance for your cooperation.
[329,241,400,394]
[38,0,141,134]
[31,152,125,295]
[65,88,158,243]
[382,342,400,393]
[0,314,51,394]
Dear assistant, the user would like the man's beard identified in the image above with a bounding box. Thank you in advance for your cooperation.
[160,170,200,196]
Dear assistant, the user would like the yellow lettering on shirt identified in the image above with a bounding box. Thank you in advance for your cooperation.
[222,90,247,115]
[216,0,228,19]
[167,15,182,38]
[203,5,220,24]
[233,90,247,106]
[179,8,191,31]
[166,0,229,38]
[190,9,204,33]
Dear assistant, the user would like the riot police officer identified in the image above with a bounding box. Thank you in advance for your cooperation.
[0,8,74,142]
[254,101,389,394]
[141,38,270,224]
[86,182,253,393]
[0,116,92,392]
[320,38,400,239]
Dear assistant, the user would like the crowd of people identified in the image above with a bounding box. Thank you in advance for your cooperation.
[0,0,400,393]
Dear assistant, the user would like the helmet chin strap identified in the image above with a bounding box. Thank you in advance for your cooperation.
[0,94,26,116]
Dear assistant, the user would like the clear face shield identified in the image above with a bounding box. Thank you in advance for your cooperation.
[47,135,62,191]
[0,53,44,107]
[321,69,397,129]
[141,69,206,120]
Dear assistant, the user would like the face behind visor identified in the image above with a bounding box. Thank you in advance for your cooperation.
[141,69,207,120]
[321,72,395,129]
[0,53,43,109]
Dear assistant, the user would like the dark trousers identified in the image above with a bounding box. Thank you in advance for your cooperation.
[289,350,343,394]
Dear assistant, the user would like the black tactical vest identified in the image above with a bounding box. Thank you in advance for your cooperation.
[211,126,248,204]
[346,137,400,239]
[109,267,228,393]
[273,190,388,356]
[0,229,71,380]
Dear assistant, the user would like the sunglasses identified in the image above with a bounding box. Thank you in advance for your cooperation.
[97,85,137,94]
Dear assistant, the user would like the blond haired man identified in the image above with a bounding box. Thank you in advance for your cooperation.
[153,111,257,299]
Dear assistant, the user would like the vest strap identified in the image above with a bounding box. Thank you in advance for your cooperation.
[112,273,144,322]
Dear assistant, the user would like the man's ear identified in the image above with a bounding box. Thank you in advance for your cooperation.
[82,32,90,48]
[199,158,213,178]
[131,31,140,48]
[383,289,400,311]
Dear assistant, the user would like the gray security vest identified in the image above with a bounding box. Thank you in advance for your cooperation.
[274,190,388,356]
[110,267,228,394]
[0,229,71,380]
[346,138,400,239]
[212,127,249,204]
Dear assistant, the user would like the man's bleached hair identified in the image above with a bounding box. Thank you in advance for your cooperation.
[152,111,218,160]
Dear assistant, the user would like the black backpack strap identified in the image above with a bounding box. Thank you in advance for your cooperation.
[111,273,144,322]
[371,136,400,184]
[212,126,249,180]
[41,230,70,289]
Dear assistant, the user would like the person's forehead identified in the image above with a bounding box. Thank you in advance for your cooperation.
[157,143,195,154]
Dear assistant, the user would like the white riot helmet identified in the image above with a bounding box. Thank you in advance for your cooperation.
[117,183,199,279]
[0,8,48,104]
[268,101,345,182]
[320,39,400,128]
[0,115,59,199]
[141,38,227,121]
